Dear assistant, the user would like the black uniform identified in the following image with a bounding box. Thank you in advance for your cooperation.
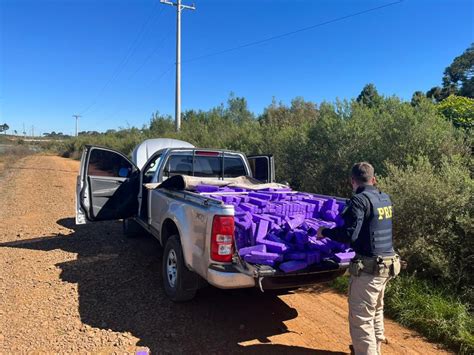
[322,185,395,257]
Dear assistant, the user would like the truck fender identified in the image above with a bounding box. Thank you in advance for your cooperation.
[159,206,208,278]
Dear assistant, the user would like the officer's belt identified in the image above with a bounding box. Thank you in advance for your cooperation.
[353,254,398,275]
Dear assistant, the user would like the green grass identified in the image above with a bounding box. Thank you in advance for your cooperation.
[329,275,474,354]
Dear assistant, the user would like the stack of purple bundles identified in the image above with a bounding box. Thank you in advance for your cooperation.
[197,185,355,273]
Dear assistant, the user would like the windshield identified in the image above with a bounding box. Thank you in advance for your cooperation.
[164,153,247,178]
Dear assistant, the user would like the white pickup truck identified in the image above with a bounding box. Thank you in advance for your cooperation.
[76,139,348,301]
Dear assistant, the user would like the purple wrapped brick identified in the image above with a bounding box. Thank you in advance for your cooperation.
[279,260,308,273]
[294,230,308,245]
[235,230,247,249]
[244,256,275,266]
[239,244,266,257]
[335,214,345,227]
[306,251,321,265]
[240,203,257,213]
[222,195,234,204]
[308,239,332,254]
[326,239,347,252]
[235,219,251,231]
[196,184,220,193]
[334,251,356,263]
[255,220,269,242]
[283,231,294,243]
[284,214,305,230]
[252,214,274,224]
[318,220,336,229]
[259,239,288,254]
[323,209,338,222]
[285,252,307,260]
[267,215,282,224]
[266,233,291,246]
[246,222,257,245]
[249,192,272,200]
[249,197,267,207]
[322,198,336,210]
[244,251,282,263]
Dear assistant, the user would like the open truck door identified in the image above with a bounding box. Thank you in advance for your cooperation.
[76,146,140,225]
[247,155,275,183]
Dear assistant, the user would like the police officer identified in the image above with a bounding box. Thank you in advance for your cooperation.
[317,162,400,355]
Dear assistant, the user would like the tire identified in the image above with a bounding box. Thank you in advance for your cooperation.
[122,218,143,238]
[162,235,198,302]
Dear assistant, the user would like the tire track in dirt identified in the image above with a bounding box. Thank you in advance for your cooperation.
[0,155,450,353]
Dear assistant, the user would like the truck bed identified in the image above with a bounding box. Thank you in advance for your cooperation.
[189,182,353,283]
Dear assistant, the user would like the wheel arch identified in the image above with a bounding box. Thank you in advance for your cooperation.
[161,218,180,248]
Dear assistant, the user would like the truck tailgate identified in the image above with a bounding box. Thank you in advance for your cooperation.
[239,259,348,290]
[255,261,348,290]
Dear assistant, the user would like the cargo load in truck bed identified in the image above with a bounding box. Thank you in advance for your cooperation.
[188,179,355,274]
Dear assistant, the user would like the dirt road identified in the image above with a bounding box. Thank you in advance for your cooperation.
[0,155,450,354]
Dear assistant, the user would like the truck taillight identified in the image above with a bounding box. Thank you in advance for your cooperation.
[211,216,234,262]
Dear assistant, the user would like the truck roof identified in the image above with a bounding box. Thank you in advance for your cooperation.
[131,138,195,169]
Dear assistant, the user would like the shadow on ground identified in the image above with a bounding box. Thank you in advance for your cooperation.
[1,218,347,354]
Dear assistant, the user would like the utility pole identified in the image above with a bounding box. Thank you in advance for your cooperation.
[160,0,195,132]
[73,114,81,137]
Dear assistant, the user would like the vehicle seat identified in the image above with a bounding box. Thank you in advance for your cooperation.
[176,163,192,176]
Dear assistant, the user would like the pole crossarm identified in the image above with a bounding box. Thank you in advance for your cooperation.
[160,0,195,10]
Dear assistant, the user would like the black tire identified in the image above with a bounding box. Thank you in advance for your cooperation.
[162,235,197,302]
[122,218,143,238]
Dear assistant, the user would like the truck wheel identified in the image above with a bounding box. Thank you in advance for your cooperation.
[123,218,143,238]
[163,235,197,302]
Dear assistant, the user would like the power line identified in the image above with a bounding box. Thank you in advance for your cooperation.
[102,63,175,123]
[183,0,403,64]
[83,29,173,118]
[79,1,165,115]
[126,27,174,82]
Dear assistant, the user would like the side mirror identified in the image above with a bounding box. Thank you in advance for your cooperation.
[118,167,130,178]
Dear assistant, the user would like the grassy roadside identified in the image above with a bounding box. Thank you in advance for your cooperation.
[0,145,33,177]
[330,275,474,354]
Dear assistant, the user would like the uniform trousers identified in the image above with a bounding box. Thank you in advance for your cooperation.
[348,272,390,355]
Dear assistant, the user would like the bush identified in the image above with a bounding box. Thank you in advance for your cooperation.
[379,156,473,302]
[1,145,31,158]
[299,97,467,196]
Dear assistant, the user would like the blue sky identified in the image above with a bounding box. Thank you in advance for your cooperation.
[1,0,473,136]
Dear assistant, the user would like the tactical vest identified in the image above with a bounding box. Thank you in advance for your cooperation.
[354,189,395,257]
